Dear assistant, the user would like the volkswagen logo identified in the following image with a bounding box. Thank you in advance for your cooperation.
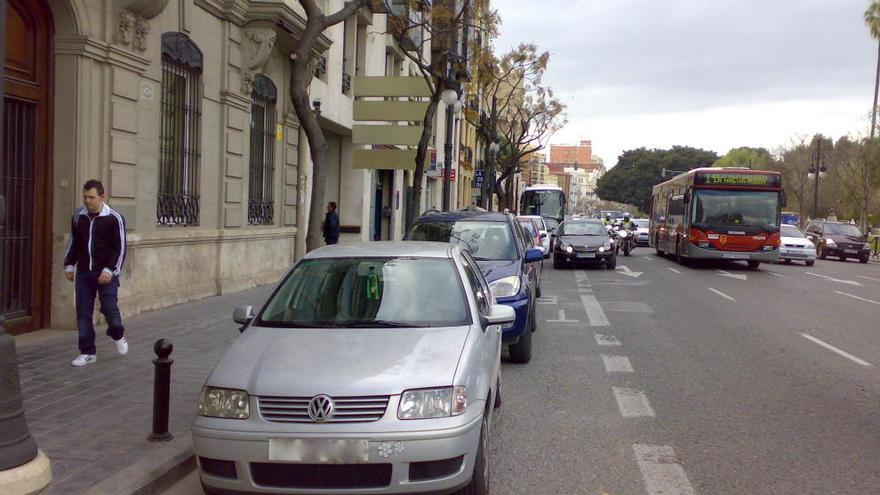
[307,395,334,422]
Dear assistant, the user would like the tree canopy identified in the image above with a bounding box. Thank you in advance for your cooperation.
[595,146,719,212]
[713,147,776,168]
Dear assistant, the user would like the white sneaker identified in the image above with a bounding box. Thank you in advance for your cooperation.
[71,354,97,367]
[114,337,129,355]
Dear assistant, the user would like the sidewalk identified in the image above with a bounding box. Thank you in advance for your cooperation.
[14,284,274,495]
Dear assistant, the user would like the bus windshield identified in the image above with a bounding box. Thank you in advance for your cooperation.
[521,190,564,225]
[691,190,779,233]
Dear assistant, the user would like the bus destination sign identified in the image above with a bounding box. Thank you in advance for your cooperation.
[694,172,781,188]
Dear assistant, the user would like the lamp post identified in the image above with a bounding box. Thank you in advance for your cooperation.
[808,139,829,219]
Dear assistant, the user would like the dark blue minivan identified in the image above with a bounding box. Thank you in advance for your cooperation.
[407,211,543,363]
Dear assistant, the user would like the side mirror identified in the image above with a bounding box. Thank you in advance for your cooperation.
[233,305,255,329]
[524,248,543,263]
[483,304,516,326]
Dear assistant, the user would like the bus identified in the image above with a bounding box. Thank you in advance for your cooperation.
[649,168,783,270]
[520,184,566,231]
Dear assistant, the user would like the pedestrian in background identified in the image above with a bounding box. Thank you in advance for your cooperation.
[64,179,128,367]
[323,201,340,245]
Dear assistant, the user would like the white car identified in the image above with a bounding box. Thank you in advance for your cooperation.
[633,219,650,246]
[518,215,550,257]
[779,224,816,266]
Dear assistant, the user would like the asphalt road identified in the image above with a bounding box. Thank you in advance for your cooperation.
[164,253,880,494]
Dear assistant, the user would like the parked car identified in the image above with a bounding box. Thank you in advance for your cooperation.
[193,242,514,495]
[407,211,543,364]
[553,219,617,269]
[779,224,816,266]
[518,214,551,256]
[515,219,544,298]
[804,220,871,263]
[633,218,650,246]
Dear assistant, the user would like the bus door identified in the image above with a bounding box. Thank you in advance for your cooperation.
[667,194,686,254]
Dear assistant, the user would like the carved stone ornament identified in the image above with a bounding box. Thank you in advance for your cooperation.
[241,27,277,95]
[116,11,135,45]
[121,0,171,20]
[134,18,150,51]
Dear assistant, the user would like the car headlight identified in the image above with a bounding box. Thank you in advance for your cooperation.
[825,238,836,246]
[198,386,249,419]
[565,246,574,253]
[398,386,467,420]
[489,276,521,298]
[598,246,605,252]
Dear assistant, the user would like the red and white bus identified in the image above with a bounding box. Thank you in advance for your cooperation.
[649,168,783,270]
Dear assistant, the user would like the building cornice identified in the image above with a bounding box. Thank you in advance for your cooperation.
[56,35,151,74]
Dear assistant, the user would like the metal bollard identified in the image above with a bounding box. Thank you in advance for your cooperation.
[148,339,174,441]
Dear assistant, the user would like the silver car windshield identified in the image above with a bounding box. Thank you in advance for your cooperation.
[259,258,470,328]
[781,225,805,238]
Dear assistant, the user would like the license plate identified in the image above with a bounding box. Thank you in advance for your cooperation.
[721,253,749,260]
[845,249,858,254]
[269,438,370,463]
[577,253,596,258]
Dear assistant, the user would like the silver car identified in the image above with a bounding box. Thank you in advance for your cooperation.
[193,241,514,495]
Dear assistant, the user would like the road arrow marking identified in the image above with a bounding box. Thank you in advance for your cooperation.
[547,309,580,323]
[537,295,558,304]
[595,334,621,346]
[805,272,863,286]
[616,265,644,278]
[717,269,747,281]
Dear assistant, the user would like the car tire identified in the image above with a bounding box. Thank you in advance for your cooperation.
[805,260,815,266]
[508,311,532,364]
[553,256,565,269]
[530,299,538,333]
[860,255,869,264]
[493,376,502,410]
[747,260,760,270]
[839,256,847,262]
[456,415,490,495]
[818,247,826,260]
[536,283,542,298]
[606,254,617,270]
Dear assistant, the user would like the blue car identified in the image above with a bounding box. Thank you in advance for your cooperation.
[407,211,543,363]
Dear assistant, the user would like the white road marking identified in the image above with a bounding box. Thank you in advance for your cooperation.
[578,288,593,294]
[595,333,621,346]
[667,267,681,274]
[801,333,874,367]
[805,272,863,286]
[547,309,580,323]
[766,271,787,278]
[858,275,880,282]
[602,354,634,373]
[643,255,654,261]
[717,269,747,281]
[575,271,589,282]
[633,444,697,495]
[616,265,644,278]
[580,295,610,326]
[612,387,655,417]
[537,295,558,304]
[707,287,736,302]
[833,290,880,306]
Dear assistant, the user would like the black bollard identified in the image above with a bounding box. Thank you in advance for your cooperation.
[148,339,174,441]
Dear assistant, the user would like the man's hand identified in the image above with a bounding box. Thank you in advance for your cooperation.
[98,271,113,285]
[65,271,75,282]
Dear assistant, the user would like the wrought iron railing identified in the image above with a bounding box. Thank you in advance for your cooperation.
[249,75,277,225]
[342,71,352,94]
[315,55,327,79]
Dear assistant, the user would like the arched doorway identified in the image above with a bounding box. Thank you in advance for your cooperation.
[2,0,54,334]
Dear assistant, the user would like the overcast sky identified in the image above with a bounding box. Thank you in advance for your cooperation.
[491,0,878,167]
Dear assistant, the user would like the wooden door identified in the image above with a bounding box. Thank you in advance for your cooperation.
[1,0,53,333]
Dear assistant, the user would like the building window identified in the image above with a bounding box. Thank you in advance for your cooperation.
[248,74,277,225]
[158,32,203,226]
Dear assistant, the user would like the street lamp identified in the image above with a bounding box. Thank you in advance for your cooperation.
[440,75,462,212]
[808,139,829,219]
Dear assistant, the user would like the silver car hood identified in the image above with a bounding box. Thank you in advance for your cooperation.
[208,325,471,397]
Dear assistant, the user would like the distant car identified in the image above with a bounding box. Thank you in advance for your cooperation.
[193,242,514,495]
[632,219,650,246]
[779,224,816,266]
[518,214,550,256]
[408,211,543,363]
[804,220,871,263]
[553,219,617,269]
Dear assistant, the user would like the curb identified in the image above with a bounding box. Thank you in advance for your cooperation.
[0,450,52,495]
[83,433,195,495]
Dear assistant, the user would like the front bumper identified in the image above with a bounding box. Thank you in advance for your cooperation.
[497,295,529,345]
[780,246,816,261]
[685,244,780,263]
[555,249,614,264]
[824,246,870,258]
[193,412,483,494]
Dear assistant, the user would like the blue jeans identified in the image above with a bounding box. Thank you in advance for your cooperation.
[75,270,125,354]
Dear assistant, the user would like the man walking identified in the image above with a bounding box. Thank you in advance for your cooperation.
[323,201,340,245]
[64,180,128,367]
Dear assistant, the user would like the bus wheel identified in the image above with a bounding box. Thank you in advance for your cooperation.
[655,236,665,256]
[747,260,760,270]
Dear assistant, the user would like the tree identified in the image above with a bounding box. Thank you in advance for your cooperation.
[595,146,719,212]
[713,146,775,168]
[774,137,814,220]
[829,136,880,230]
[865,2,880,139]
[291,0,369,251]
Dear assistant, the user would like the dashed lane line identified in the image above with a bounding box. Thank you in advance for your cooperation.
[633,444,697,495]
[801,333,874,367]
[766,271,787,278]
[581,294,610,326]
[612,387,656,417]
[643,255,654,261]
[858,275,880,282]
[707,287,736,302]
[667,267,681,274]
[547,309,580,323]
[602,354,634,373]
[595,334,621,346]
[833,290,880,306]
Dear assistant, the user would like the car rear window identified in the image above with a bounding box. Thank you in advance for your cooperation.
[409,220,518,261]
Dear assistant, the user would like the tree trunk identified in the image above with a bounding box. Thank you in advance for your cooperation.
[408,95,440,228]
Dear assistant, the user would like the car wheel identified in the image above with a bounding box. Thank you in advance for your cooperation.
[456,415,490,495]
[805,260,815,266]
[536,283,542,298]
[606,254,617,270]
[839,256,847,262]
[493,376,502,410]
[530,299,538,333]
[860,255,869,264]
[508,313,532,364]
[818,247,826,260]
[747,260,760,270]
[553,256,565,269]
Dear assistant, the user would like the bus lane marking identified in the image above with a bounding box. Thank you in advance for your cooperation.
[595,334,621,346]
[580,295,610,327]
[537,295,558,305]
[602,354,634,373]
[633,444,697,495]
[801,333,874,367]
[547,309,579,323]
[612,387,655,417]
[833,290,880,306]
[667,267,681,274]
[708,288,736,302]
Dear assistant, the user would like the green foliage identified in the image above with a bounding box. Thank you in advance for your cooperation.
[713,147,777,168]
[595,146,719,212]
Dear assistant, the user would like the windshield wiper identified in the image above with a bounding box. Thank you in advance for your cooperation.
[347,320,430,328]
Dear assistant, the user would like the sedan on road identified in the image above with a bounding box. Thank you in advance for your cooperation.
[779,224,816,265]
[553,219,617,269]
[633,218,650,246]
[193,242,514,495]
[805,220,872,263]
